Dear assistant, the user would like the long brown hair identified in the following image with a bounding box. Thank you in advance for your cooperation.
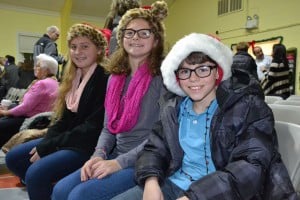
[53,24,107,120]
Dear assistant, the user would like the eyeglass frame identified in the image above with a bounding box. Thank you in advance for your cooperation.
[122,28,153,39]
[176,65,217,80]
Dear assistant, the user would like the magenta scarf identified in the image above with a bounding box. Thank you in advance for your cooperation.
[105,63,152,134]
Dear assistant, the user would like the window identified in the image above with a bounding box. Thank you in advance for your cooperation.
[18,33,40,53]
[218,0,243,16]
[18,33,40,66]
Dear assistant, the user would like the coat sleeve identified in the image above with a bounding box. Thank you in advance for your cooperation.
[184,96,276,200]
[9,80,46,117]
[44,42,63,64]
[36,104,104,157]
[135,120,172,186]
[92,114,116,159]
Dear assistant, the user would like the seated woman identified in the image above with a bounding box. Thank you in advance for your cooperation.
[0,53,59,147]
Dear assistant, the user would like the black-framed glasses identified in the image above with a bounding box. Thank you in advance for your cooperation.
[176,65,216,80]
[122,29,153,39]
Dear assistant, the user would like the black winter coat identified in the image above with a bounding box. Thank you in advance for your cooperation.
[232,51,259,81]
[36,66,108,157]
[135,71,297,200]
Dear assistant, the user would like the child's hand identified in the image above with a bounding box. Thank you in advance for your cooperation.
[81,157,103,181]
[143,177,163,200]
[29,147,40,163]
[91,159,121,179]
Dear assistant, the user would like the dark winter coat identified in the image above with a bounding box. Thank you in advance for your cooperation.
[135,71,297,200]
[232,51,259,80]
[33,34,63,65]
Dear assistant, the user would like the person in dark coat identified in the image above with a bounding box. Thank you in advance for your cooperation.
[232,41,259,80]
[33,25,64,66]
[3,55,19,92]
[112,33,297,200]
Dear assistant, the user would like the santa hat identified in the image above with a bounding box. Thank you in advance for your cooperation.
[161,33,233,96]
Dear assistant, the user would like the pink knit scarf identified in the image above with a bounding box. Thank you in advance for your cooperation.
[65,64,97,112]
[105,63,152,134]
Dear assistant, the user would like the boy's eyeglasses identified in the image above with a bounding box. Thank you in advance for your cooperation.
[176,65,217,80]
[122,29,153,39]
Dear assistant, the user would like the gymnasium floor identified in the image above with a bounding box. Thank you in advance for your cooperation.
[0,150,29,199]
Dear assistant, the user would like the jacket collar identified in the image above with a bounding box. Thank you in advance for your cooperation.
[216,69,264,110]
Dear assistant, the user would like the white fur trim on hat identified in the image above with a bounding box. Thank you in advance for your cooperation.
[161,33,233,96]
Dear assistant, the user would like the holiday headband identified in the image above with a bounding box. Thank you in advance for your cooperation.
[80,22,111,46]
[161,33,233,96]
[67,23,110,58]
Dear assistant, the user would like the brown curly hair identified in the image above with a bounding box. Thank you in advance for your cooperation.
[151,0,168,21]
[104,0,141,30]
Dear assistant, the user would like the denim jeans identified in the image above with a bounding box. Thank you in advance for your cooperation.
[5,138,90,200]
[52,167,135,200]
[112,178,185,200]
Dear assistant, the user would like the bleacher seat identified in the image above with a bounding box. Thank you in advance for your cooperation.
[275,121,300,192]
[3,87,27,103]
[287,95,300,101]
[269,104,300,125]
[274,100,300,106]
[265,95,283,104]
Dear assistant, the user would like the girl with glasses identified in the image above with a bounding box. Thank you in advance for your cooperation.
[52,2,168,200]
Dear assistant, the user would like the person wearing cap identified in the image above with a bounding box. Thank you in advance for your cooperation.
[112,33,297,200]
[52,3,167,200]
[5,23,109,200]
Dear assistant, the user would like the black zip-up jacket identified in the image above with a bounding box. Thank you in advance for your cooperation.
[135,70,297,200]
[36,66,108,157]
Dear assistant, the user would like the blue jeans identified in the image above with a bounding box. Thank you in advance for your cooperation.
[5,138,90,200]
[52,167,136,200]
[112,178,185,200]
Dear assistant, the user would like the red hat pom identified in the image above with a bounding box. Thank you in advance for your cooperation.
[142,5,152,10]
